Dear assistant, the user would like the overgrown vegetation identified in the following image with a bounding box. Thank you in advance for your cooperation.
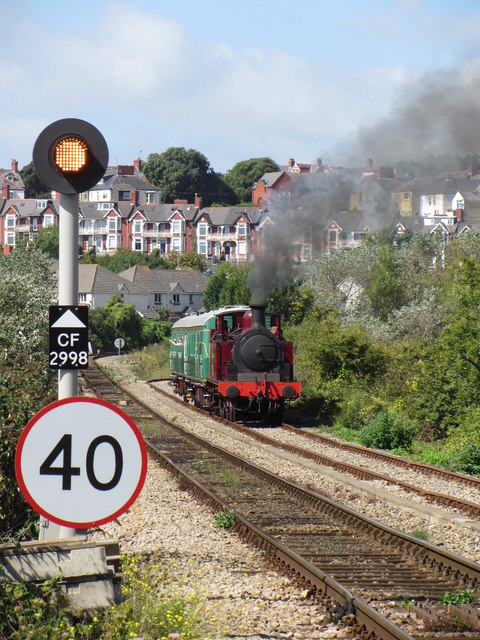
[0,554,226,639]
[89,295,171,353]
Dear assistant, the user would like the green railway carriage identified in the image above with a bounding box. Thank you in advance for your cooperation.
[169,306,250,383]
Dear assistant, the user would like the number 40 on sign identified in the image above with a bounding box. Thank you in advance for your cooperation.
[15,397,147,529]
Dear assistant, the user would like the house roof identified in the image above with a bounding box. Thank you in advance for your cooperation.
[132,204,198,223]
[120,266,209,294]
[91,170,159,194]
[392,176,480,195]
[197,206,260,225]
[78,264,149,295]
[2,199,58,217]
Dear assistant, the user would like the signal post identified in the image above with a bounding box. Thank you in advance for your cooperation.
[32,119,109,538]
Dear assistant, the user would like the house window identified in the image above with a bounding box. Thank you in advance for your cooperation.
[238,240,246,255]
[172,294,180,305]
[198,223,208,237]
[133,220,142,233]
[43,215,54,227]
[32,217,38,231]
[134,239,143,251]
[172,237,181,252]
[95,220,106,232]
[198,240,207,255]
[6,233,15,246]
[328,229,337,243]
[108,235,117,249]
[353,233,362,242]
[237,223,246,236]
[36,200,47,209]
[172,220,182,234]
[146,192,154,204]
[403,193,409,200]
[154,293,162,304]
[119,191,130,201]
[79,293,87,303]
[6,216,15,228]
[189,294,193,305]
[108,218,118,231]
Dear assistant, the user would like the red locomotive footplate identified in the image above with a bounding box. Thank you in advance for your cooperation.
[218,380,301,400]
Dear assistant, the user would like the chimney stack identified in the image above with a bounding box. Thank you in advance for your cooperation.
[195,193,203,209]
[117,165,134,176]
[288,158,295,169]
[2,183,10,199]
[130,190,138,206]
[11,159,18,173]
[133,158,142,173]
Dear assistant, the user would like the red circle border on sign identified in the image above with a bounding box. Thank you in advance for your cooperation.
[15,396,148,529]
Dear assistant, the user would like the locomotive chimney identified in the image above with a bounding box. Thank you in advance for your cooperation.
[250,300,267,330]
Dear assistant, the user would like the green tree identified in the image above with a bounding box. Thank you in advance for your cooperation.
[366,245,405,321]
[33,225,59,259]
[20,161,50,199]
[224,157,279,203]
[142,147,234,206]
[0,250,56,358]
[203,263,251,310]
[80,248,168,273]
[0,252,55,539]
[269,277,314,325]
[103,296,143,350]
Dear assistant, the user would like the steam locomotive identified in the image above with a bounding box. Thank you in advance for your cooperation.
[169,303,301,423]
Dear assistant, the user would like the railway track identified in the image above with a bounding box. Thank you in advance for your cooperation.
[148,379,480,521]
[81,362,480,639]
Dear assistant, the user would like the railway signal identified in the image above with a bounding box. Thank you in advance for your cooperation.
[32,118,108,195]
[30,119,109,538]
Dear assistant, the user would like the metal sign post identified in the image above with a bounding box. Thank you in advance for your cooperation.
[58,193,80,400]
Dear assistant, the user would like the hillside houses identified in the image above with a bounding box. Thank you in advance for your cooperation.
[3,156,480,265]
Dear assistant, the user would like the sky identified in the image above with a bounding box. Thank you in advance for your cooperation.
[3,0,480,174]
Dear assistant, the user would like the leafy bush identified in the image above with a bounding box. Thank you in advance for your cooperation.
[359,410,417,452]
[0,354,54,540]
[441,589,475,605]
[0,576,96,640]
[416,445,451,469]
[215,508,237,529]
[450,443,480,476]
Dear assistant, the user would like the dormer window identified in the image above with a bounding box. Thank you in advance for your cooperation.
[36,200,47,209]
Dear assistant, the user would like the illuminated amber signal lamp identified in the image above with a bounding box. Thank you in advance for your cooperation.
[33,118,109,195]
[54,136,89,173]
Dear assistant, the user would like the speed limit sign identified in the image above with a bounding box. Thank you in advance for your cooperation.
[15,397,147,529]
